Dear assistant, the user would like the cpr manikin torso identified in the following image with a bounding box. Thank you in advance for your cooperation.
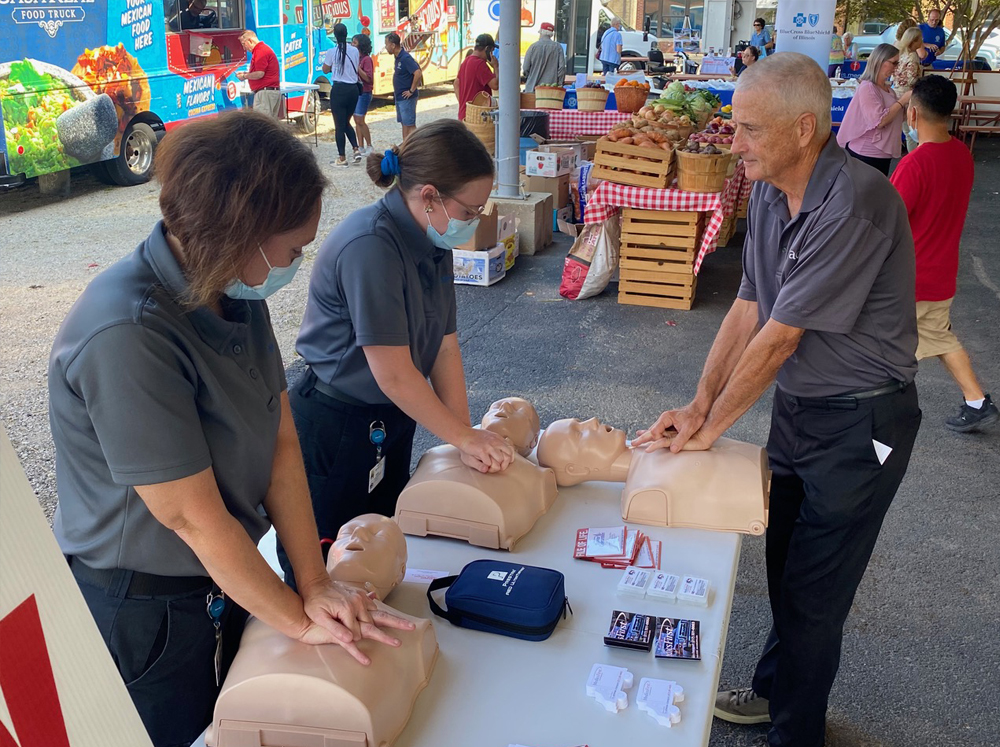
[206,515,438,747]
[536,419,768,535]
[394,398,558,550]
[622,437,769,535]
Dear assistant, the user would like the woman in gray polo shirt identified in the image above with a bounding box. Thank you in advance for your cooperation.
[286,120,514,586]
[48,111,411,747]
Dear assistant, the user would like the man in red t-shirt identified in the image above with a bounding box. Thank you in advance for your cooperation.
[891,75,997,432]
[455,33,498,121]
[238,31,283,118]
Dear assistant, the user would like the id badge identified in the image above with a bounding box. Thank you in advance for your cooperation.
[368,456,385,493]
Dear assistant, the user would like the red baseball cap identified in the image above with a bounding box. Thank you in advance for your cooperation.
[540,22,555,32]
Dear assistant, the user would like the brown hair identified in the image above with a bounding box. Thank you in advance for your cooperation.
[156,109,327,308]
[365,119,493,193]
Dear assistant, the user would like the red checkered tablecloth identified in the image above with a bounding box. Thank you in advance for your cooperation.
[527,109,632,140]
[585,160,752,274]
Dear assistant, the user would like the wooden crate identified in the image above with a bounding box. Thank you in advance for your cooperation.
[620,208,706,257]
[718,214,736,247]
[736,194,749,219]
[617,208,706,310]
[592,139,675,189]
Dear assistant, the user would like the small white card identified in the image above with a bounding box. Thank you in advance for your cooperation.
[648,572,680,600]
[618,566,651,596]
[403,568,451,584]
[368,456,385,493]
[872,439,892,465]
[678,576,709,606]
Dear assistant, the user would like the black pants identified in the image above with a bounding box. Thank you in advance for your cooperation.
[329,82,360,157]
[278,368,416,589]
[72,564,248,747]
[752,384,920,747]
[846,146,891,176]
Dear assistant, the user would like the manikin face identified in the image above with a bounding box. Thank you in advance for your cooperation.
[480,397,541,456]
[326,514,408,601]
[536,417,628,486]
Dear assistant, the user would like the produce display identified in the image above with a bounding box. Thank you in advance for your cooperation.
[679,141,723,155]
[614,79,651,91]
[688,116,735,146]
[653,81,722,126]
[606,104,694,146]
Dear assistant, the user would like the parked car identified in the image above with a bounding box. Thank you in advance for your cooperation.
[852,23,998,70]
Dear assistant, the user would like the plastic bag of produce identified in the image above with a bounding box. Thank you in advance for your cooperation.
[559,217,620,300]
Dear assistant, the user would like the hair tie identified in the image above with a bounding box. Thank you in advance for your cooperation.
[380,149,400,177]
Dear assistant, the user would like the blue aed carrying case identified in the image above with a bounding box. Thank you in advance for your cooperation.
[427,559,570,641]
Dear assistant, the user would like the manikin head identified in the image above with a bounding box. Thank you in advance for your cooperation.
[480,397,541,456]
[326,514,407,601]
[536,417,629,486]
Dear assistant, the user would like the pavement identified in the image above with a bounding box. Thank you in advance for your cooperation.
[1,102,998,746]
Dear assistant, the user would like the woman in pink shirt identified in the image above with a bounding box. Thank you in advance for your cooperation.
[836,43,912,175]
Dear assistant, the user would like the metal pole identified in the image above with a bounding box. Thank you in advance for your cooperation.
[495,0,522,198]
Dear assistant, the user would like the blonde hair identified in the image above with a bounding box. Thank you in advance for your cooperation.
[896,27,923,54]
[860,43,899,84]
[896,17,917,40]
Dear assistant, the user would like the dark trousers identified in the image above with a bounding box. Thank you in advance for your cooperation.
[752,384,921,747]
[72,564,248,747]
[329,82,360,157]
[846,146,891,176]
[278,368,416,589]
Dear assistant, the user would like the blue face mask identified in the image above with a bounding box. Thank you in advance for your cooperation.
[907,125,920,143]
[225,244,302,300]
[426,198,480,250]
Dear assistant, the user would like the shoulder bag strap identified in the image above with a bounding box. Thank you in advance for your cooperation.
[427,575,461,625]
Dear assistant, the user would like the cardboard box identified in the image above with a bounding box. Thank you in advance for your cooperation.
[525,148,578,178]
[538,142,588,164]
[557,218,585,238]
[456,201,498,251]
[576,135,600,161]
[554,206,572,231]
[453,245,506,286]
[524,173,570,209]
[498,212,518,271]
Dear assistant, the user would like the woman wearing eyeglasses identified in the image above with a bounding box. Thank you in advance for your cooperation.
[836,43,912,176]
[279,120,515,587]
[750,18,773,57]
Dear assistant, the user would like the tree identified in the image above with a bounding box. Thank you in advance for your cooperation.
[947,0,1000,70]
[837,0,920,29]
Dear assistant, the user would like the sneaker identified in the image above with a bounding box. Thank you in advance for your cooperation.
[714,687,771,725]
[361,145,373,156]
[332,158,349,168]
[353,149,363,163]
[946,393,1000,432]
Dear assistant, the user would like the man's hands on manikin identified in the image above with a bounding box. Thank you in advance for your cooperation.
[631,400,718,453]
[459,427,515,473]
[292,577,416,665]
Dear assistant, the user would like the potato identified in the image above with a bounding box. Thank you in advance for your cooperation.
[619,137,634,145]
[653,105,665,114]
[638,105,651,116]
[659,142,672,151]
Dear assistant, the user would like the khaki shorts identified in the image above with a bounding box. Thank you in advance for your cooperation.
[252,89,285,119]
[916,298,964,360]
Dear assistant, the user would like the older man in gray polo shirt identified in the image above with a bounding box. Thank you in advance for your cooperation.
[634,53,921,747]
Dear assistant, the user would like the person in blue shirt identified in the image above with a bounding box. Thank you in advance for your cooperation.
[750,17,773,57]
[919,7,947,66]
[599,19,623,73]
[385,33,422,140]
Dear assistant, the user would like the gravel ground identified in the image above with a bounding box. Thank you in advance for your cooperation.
[0,88,461,519]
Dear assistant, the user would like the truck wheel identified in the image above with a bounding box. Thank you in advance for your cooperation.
[103,121,157,186]
[299,91,318,135]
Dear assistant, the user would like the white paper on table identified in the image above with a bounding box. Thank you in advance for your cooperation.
[403,568,451,584]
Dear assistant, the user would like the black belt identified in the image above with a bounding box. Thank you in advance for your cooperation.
[69,556,212,596]
[783,380,909,410]
[256,86,281,91]
[308,370,370,407]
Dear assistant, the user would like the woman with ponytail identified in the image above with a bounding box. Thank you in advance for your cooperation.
[322,22,362,166]
[279,121,514,588]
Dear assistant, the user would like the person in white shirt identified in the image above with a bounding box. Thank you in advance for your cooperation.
[323,22,363,167]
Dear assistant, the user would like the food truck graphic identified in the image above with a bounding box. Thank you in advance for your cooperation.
[1,0,518,186]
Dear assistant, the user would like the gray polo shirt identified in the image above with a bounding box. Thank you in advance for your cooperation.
[296,187,458,404]
[49,222,285,576]
[738,136,918,397]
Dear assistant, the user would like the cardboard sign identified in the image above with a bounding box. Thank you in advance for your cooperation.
[0,425,153,747]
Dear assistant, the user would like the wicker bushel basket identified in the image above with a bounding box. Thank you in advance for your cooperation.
[614,85,649,113]
[675,149,730,193]
[576,87,609,112]
[534,85,566,109]
[464,91,496,154]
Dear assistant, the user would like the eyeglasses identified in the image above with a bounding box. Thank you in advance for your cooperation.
[440,192,486,218]
[753,23,763,28]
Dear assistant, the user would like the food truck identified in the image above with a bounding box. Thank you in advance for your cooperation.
[1,0,523,186]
